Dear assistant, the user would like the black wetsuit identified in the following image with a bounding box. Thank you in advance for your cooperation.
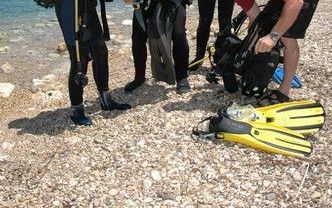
[131,1,189,83]
[55,0,109,106]
[195,0,235,59]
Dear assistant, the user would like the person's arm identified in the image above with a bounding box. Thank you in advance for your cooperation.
[270,0,304,37]
[255,0,304,54]
[235,0,255,13]
[235,0,260,28]
[245,2,260,23]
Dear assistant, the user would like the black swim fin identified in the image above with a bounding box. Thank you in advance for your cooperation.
[147,2,176,85]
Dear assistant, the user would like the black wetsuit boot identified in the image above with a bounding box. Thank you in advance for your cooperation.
[189,0,234,71]
[71,104,92,126]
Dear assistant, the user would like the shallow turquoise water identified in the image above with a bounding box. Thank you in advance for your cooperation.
[0,0,132,85]
[0,0,125,25]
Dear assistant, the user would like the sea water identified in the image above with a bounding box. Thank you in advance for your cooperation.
[0,0,129,24]
[0,0,133,85]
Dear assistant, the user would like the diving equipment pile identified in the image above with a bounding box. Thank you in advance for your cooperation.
[206,3,286,98]
[193,100,326,158]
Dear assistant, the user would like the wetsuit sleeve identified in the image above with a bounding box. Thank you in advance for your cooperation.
[235,0,255,12]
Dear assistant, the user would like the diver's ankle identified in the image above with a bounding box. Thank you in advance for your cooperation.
[278,87,291,96]
[71,104,92,126]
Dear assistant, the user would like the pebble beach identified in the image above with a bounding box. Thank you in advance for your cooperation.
[0,0,331,207]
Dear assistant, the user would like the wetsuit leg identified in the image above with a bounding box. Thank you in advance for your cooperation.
[124,12,148,92]
[218,0,235,33]
[89,39,109,93]
[132,12,148,81]
[196,0,216,59]
[55,0,75,46]
[67,44,89,106]
[173,4,189,82]
[85,9,110,93]
[56,0,86,106]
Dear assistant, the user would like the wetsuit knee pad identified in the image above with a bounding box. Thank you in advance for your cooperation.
[241,50,280,98]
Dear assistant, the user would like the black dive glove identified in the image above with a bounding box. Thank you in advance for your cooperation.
[33,0,55,8]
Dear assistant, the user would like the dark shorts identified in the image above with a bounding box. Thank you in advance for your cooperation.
[264,0,319,39]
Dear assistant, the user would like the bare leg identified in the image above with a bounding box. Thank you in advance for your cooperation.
[279,37,299,96]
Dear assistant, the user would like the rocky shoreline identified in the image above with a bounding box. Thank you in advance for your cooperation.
[0,2,331,207]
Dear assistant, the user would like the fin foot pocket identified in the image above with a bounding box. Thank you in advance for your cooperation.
[257,90,290,107]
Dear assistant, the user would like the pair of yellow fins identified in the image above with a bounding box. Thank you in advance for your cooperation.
[209,100,326,158]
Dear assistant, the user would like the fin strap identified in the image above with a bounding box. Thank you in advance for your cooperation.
[192,117,216,140]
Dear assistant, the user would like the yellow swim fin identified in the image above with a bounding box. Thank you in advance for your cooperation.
[209,116,312,158]
[254,100,325,135]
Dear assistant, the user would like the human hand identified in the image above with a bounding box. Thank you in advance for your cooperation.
[254,35,276,54]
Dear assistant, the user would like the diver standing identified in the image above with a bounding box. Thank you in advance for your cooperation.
[123,0,191,94]
[235,0,319,106]
[188,0,235,71]
[37,0,132,125]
